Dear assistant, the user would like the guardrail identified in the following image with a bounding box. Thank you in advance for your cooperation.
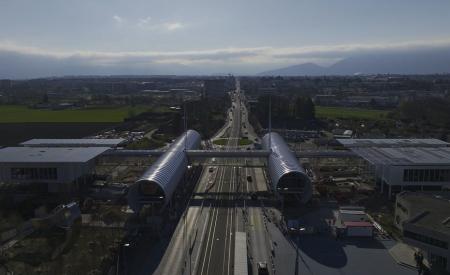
[105,149,357,159]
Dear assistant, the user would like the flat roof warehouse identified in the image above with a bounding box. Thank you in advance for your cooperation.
[337,138,450,166]
[350,147,450,166]
[338,138,449,148]
[0,147,110,163]
[0,146,110,188]
[20,138,126,148]
[338,138,450,198]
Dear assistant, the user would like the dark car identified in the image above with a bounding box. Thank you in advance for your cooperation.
[257,262,269,275]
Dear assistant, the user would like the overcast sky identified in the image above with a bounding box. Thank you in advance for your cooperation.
[1,0,450,77]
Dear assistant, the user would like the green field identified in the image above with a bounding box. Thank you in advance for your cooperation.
[0,105,154,123]
[315,106,390,120]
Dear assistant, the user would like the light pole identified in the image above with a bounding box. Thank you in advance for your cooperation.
[184,100,188,151]
[269,95,272,148]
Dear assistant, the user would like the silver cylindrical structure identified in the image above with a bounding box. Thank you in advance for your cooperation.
[128,130,201,212]
[262,132,312,203]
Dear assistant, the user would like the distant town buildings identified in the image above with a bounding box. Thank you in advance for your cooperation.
[0,79,12,103]
[260,129,321,142]
[203,79,227,97]
[140,88,198,101]
[258,87,277,95]
[239,75,450,111]
[313,94,400,108]
[0,79,12,90]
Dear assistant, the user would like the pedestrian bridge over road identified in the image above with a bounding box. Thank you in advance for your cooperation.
[105,149,357,159]
[125,130,356,213]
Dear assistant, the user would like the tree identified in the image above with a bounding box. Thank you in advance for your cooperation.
[304,97,315,120]
[127,109,136,118]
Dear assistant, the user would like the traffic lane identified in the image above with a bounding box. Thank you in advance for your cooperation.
[208,206,232,274]
[198,86,241,275]
[154,205,202,274]
[205,166,236,275]
[196,166,234,274]
[190,168,230,275]
[195,165,216,193]
[196,166,227,275]
[208,101,239,274]
[157,80,242,275]
[241,105,259,142]
[155,168,212,274]
[248,206,271,275]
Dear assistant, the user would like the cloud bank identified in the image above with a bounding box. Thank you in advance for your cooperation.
[115,15,185,32]
[0,38,450,78]
[113,15,125,25]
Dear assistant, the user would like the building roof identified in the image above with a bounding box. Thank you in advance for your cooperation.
[350,147,450,166]
[0,147,110,163]
[20,138,125,148]
[399,191,450,235]
[337,138,449,148]
[340,209,366,215]
[343,221,373,227]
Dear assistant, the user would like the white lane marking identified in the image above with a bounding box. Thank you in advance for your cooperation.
[227,166,236,275]
[201,96,242,275]
[206,164,231,273]
[221,166,232,274]
[199,165,226,275]
[192,204,211,273]
[222,165,237,275]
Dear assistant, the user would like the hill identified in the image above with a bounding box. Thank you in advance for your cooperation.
[259,48,450,76]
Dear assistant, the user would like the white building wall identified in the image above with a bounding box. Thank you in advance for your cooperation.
[0,162,94,184]
[403,223,450,272]
[378,165,450,188]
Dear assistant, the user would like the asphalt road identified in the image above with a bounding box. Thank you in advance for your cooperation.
[195,81,242,275]
[155,79,272,275]
[195,80,274,275]
[127,79,412,275]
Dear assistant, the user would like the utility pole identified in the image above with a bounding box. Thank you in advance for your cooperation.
[269,95,272,149]
[184,100,188,151]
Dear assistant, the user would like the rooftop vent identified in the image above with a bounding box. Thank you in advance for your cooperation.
[442,217,450,227]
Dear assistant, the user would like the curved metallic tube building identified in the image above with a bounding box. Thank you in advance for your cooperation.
[262,132,312,203]
[128,130,201,212]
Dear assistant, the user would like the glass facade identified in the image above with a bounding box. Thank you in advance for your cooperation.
[11,167,58,180]
[404,230,448,249]
[396,201,408,214]
[403,169,450,182]
[430,253,448,270]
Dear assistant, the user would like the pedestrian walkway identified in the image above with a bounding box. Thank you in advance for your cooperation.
[389,242,428,270]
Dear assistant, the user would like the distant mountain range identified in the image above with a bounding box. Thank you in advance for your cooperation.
[259,49,450,76]
[2,46,450,78]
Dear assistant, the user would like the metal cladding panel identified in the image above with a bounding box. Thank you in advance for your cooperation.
[262,132,312,202]
[135,130,201,205]
[0,147,110,163]
[20,138,125,148]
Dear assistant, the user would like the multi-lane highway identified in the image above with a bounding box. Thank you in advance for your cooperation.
[123,79,412,275]
[154,80,273,275]
[195,81,242,275]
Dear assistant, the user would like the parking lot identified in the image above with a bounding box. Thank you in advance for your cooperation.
[266,203,415,275]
